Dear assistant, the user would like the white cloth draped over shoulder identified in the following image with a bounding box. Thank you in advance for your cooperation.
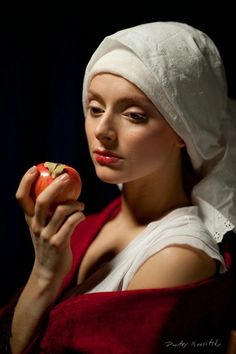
[82,21,236,243]
[86,206,226,293]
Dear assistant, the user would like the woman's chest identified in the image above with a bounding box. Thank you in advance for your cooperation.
[76,220,145,286]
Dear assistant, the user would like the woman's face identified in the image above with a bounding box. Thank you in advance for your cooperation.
[85,73,184,185]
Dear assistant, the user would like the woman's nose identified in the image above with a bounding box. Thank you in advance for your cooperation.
[95,115,117,143]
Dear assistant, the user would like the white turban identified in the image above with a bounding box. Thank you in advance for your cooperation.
[82,21,236,242]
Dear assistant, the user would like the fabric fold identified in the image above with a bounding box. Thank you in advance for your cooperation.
[82,21,236,242]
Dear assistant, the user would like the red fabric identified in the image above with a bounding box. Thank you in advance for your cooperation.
[0,197,234,353]
[40,280,231,354]
[61,196,122,293]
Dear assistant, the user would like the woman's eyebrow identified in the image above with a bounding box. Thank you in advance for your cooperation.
[87,90,102,100]
[87,90,149,105]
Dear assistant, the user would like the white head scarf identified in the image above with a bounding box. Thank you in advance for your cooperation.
[82,21,236,242]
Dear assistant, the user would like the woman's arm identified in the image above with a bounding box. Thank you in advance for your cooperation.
[127,245,217,290]
[10,166,85,354]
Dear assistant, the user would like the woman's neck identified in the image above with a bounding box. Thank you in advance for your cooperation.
[120,168,190,225]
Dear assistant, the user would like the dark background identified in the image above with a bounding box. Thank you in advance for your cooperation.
[1,4,235,306]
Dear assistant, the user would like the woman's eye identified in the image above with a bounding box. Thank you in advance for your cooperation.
[88,105,104,116]
[127,112,147,123]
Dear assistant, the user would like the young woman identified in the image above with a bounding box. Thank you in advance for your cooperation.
[1,21,236,354]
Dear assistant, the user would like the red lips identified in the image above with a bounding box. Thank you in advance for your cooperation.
[93,149,122,165]
[94,149,121,158]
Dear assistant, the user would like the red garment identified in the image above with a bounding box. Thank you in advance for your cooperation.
[0,197,234,353]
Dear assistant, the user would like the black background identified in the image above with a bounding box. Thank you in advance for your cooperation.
[1,3,235,306]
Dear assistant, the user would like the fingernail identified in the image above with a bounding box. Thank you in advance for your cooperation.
[59,173,69,182]
[28,166,37,174]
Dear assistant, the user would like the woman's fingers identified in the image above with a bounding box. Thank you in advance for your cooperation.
[15,166,39,216]
[16,167,86,255]
[33,173,71,226]
[38,201,85,241]
[50,209,85,247]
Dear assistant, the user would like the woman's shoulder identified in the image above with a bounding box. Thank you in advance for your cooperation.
[147,205,226,269]
[126,205,226,290]
[155,205,215,243]
[127,244,217,290]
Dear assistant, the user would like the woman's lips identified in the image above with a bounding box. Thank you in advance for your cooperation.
[93,149,122,165]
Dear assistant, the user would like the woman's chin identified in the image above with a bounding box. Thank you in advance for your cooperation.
[96,171,124,185]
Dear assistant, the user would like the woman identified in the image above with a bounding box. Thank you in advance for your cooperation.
[1,21,236,354]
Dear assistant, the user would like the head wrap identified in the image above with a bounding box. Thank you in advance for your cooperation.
[82,21,236,242]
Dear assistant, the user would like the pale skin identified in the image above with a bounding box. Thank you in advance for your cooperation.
[10,73,216,353]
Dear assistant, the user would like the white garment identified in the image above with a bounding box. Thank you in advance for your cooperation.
[87,206,227,293]
[82,21,236,243]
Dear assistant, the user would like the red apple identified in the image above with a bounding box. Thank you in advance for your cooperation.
[31,161,82,203]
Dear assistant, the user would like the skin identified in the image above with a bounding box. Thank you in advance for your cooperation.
[81,73,216,290]
[11,170,85,353]
[10,73,216,353]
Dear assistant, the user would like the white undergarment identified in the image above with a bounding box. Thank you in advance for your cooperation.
[87,206,227,293]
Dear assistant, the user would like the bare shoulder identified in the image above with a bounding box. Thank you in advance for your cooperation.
[127,245,217,290]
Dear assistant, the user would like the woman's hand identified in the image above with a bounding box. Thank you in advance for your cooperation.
[15,166,85,289]
[10,166,85,354]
